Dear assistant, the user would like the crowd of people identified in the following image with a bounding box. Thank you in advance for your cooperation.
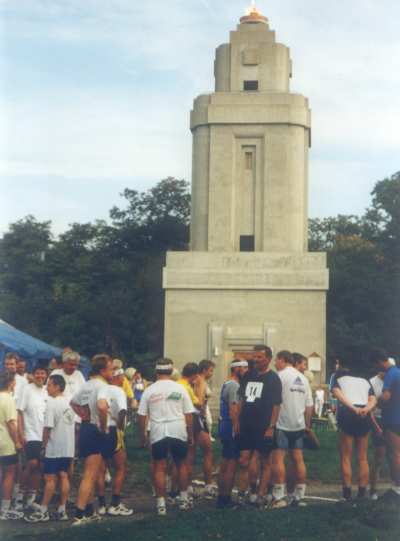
[0,346,399,526]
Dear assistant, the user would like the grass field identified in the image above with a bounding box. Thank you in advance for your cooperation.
[0,424,398,541]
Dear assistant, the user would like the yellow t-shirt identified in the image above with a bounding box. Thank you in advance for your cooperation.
[177,378,200,408]
[122,376,133,400]
[0,391,17,456]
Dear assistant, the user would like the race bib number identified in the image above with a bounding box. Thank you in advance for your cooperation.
[245,381,264,403]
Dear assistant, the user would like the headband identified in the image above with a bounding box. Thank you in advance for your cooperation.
[231,360,248,368]
[156,363,173,371]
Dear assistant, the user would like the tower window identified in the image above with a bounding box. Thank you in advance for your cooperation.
[243,80,258,91]
[240,235,255,252]
[245,152,253,170]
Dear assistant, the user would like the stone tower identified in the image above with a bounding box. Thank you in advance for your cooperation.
[163,6,329,403]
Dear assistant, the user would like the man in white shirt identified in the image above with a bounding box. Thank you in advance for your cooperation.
[17,365,48,510]
[70,354,113,526]
[96,368,132,516]
[138,358,194,516]
[25,374,75,523]
[51,351,85,400]
[4,353,28,408]
[273,350,314,507]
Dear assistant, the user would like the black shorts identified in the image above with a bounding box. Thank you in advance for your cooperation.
[25,441,42,461]
[151,437,188,463]
[193,414,209,436]
[101,427,118,460]
[337,407,372,438]
[238,427,274,457]
[221,436,240,460]
[275,429,305,450]
[79,422,103,459]
[0,454,18,466]
[43,457,72,474]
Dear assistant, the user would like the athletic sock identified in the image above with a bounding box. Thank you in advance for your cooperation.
[168,490,179,498]
[156,497,166,507]
[1,500,11,512]
[342,486,352,500]
[294,484,306,501]
[357,487,366,499]
[98,496,106,507]
[85,503,94,517]
[391,485,400,496]
[179,491,188,501]
[75,507,84,519]
[205,484,214,493]
[40,504,48,513]
[26,491,36,505]
[57,504,66,514]
[111,494,121,507]
[12,484,20,500]
[272,484,285,501]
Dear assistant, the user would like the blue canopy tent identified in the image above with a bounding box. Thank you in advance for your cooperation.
[0,319,89,376]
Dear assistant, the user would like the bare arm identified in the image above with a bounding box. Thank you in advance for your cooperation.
[117,410,127,431]
[6,419,21,450]
[17,411,25,446]
[42,427,51,451]
[359,394,377,416]
[332,387,357,412]
[380,390,391,404]
[230,402,240,436]
[70,401,90,421]
[138,414,148,447]
[185,413,194,446]
[304,406,314,430]
[97,399,109,433]
[193,377,207,409]
[265,405,280,437]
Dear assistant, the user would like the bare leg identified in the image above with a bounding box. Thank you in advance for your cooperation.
[153,460,167,497]
[248,452,260,495]
[112,450,126,496]
[59,471,70,507]
[339,432,353,489]
[197,431,213,485]
[370,445,386,493]
[42,474,57,508]
[2,464,16,500]
[238,451,251,493]
[385,430,400,488]
[76,454,102,511]
[258,455,272,498]
[355,435,369,489]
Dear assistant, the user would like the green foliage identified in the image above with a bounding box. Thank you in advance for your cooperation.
[0,172,398,374]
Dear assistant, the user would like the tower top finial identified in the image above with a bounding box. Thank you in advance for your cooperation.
[240,2,268,25]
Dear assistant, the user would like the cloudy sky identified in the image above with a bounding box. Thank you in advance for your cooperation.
[0,0,399,235]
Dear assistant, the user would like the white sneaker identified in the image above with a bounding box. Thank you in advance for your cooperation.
[248,493,258,505]
[370,492,378,501]
[12,501,24,512]
[0,509,24,520]
[55,510,69,521]
[157,505,167,516]
[178,498,190,511]
[204,485,218,500]
[108,503,133,516]
[88,512,102,522]
[24,511,50,523]
[25,502,41,513]
[72,516,90,527]
[98,505,107,516]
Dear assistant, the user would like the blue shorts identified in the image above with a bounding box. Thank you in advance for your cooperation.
[79,422,103,459]
[101,427,118,460]
[43,457,72,474]
[275,429,305,450]
[221,436,240,460]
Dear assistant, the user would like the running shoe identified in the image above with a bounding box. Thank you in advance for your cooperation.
[378,489,400,503]
[290,499,307,508]
[25,502,42,513]
[88,512,102,522]
[98,505,107,516]
[248,493,258,505]
[0,509,24,520]
[108,503,133,516]
[24,511,50,523]
[204,485,218,500]
[72,516,90,527]
[369,491,378,501]
[268,498,288,510]
[12,501,24,512]
[157,504,167,516]
[55,510,69,521]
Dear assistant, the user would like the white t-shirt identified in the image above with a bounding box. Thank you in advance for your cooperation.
[315,389,325,403]
[51,368,86,399]
[18,384,48,441]
[44,395,75,458]
[97,385,127,427]
[13,373,28,406]
[138,379,194,444]
[370,375,384,418]
[334,375,373,406]
[71,377,108,426]
[277,366,313,432]
[51,368,86,423]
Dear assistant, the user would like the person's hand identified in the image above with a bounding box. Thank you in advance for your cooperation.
[305,426,312,433]
[352,406,363,416]
[264,426,274,439]
[140,434,149,448]
[15,440,23,451]
[375,426,383,437]
[359,407,370,417]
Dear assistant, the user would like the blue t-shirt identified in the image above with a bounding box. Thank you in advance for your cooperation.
[382,366,400,427]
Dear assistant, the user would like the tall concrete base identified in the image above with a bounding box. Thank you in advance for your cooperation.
[163,251,328,410]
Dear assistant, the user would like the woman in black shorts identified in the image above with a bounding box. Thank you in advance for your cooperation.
[332,366,377,501]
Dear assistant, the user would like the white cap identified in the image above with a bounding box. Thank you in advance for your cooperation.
[388,357,396,367]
